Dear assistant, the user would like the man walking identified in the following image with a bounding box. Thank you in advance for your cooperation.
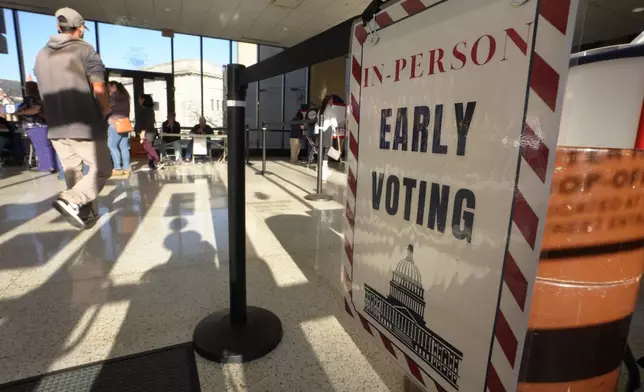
[34,8,111,229]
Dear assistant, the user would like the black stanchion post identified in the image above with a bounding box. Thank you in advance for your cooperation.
[304,115,333,201]
[245,124,253,166]
[192,64,283,363]
[262,122,267,174]
[255,122,268,175]
[316,126,324,193]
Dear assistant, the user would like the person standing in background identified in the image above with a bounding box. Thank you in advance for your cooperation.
[107,81,132,176]
[15,81,57,172]
[289,111,304,163]
[161,112,182,162]
[136,94,164,171]
[34,7,112,229]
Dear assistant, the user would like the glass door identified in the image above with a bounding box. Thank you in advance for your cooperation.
[106,69,174,156]
[142,76,169,129]
[106,69,174,129]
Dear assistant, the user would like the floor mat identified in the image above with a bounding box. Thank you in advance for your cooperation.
[0,343,200,392]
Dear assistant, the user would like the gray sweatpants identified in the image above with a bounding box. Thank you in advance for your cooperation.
[51,138,112,206]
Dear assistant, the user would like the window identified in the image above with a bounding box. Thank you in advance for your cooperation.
[98,23,171,71]
[17,12,97,81]
[259,45,284,148]
[202,37,229,128]
[173,33,200,127]
[0,9,22,107]
[284,67,308,120]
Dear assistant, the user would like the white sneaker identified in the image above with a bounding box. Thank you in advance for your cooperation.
[157,162,166,170]
[52,198,85,229]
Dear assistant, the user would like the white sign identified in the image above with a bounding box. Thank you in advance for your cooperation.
[343,0,578,391]
[193,138,208,156]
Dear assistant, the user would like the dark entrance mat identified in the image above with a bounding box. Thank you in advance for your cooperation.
[0,343,201,392]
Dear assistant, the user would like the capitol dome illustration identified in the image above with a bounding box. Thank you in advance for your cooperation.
[362,243,463,389]
[389,244,425,323]
[394,245,422,285]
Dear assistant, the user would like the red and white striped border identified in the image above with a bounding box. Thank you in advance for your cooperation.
[342,0,578,391]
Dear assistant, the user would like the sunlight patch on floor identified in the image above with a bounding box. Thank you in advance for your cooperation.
[52,302,130,373]
[245,204,310,287]
[299,315,388,390]
[0,215,117,298]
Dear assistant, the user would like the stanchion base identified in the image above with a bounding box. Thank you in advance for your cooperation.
[193,306,283,363]
[304,193,334,201]
[246,162,254,166]
[254,171,272,175]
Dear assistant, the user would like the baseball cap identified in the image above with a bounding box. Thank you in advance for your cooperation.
[55,7,89,30]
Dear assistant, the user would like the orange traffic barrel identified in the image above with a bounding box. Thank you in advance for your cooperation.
[518,148,644,391]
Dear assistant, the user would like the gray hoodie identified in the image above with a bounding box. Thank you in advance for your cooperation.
[34,34,107,140]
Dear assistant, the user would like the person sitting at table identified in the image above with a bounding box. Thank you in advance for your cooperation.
[16,82,58,173]
[0,117,25,166]
[185,116,214,163]
[161,112,182,162]
[0,118,11,165]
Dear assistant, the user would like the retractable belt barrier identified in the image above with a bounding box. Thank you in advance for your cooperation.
[192,64,283,364]
[247,120,334,201]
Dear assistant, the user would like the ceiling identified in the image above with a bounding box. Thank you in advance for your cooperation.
[0,0,641,48]
[0,0,371,47]
[572,0,644,48]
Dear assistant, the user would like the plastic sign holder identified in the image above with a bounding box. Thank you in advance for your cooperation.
[341,0,578,391]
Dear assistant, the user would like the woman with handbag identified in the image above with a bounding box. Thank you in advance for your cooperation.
[107,81,132,176]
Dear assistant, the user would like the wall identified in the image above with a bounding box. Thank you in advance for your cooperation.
[237,42,258,67]
[309,56,347,106]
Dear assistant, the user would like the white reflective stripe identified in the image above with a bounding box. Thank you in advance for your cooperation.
[227,100,246,107]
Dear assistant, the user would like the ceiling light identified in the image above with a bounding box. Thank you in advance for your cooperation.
[633,7,644,12]
[164,7,171,12]
[283,27,288,31]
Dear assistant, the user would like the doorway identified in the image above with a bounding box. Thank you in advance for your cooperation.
[106,69,174,156]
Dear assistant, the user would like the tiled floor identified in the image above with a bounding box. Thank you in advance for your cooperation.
[0,159,642,391]
[0,160,406,391]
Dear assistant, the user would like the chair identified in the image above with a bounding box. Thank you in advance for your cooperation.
[210,136,227,163]
[0,144,9,168]
[161,142,183,163]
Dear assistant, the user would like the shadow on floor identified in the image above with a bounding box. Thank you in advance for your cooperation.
[0,169,172,383]
[0,195,59,236]
[262,211,405,392]
[0,165,391,391]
